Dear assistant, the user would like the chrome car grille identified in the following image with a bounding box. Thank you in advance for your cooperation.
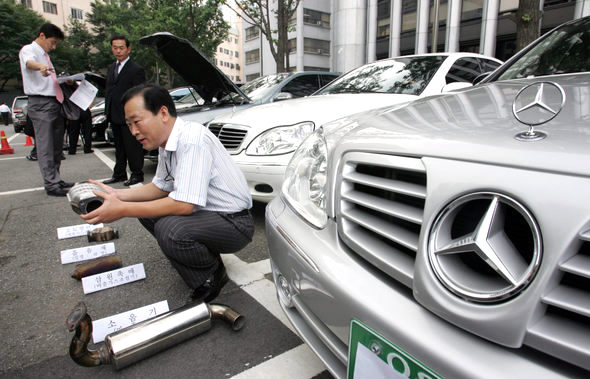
[337,153,426,289]
[207,123,248,151]
[525,230,590,370]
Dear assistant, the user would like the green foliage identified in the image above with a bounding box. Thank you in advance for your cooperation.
[0,0,46,90]
[87,0,229,86]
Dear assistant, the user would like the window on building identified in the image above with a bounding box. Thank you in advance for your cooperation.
[304,38,330,55]
[246,73,260,81]
[219,47,223,52]
[246,49,260,64]
[230,63,235,69]
[288,38,296,54]
[245,26,260,41]
[236,64,241,71]
[303,8,331,28]
[71,8,83,20]
[235,51,239,58]
[224,48,229,54]
[43,1,57,14]
[21,0,32,8]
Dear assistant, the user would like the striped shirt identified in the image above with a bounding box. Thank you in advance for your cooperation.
[152,117,252,213]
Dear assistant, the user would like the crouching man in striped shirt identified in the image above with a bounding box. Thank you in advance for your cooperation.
[80,84,254,303]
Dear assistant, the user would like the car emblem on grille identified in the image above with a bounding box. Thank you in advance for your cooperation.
[512,81,565,141]
[428,192,542,303]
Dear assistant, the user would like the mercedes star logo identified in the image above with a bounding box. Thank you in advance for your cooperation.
[428,192,542,303]
[512,81,565,141]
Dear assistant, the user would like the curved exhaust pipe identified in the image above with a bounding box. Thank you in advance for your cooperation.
[66,301,244,369]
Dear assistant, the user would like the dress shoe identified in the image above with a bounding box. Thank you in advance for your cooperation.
[46,187,68,197]
[124,176,144,186]
[26,154,37,161]
[84,149,94,154]
[191,263,229,303]
[59,181,75,188]
[103,176,126,184]
[60,153,66,160]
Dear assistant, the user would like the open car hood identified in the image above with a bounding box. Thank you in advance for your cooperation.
[140,32,250,105]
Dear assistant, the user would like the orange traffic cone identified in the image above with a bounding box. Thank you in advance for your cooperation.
[0,130,14,155]
[25,135,34,146]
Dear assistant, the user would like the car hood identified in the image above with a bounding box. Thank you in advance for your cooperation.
[140,32,250,105]
[210,93,417,132]
[327,73,590,177]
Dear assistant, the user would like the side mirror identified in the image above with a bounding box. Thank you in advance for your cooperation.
[472,72,491,85]
[441,82,472,93]
[273,92,293,101]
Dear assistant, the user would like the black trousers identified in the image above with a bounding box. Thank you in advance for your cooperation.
[139,210,254,290]
[1,112,9,125]
[68,109,92,153]
[112,122,144,179]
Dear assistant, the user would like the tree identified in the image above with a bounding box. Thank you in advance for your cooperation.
[513,0,543,52]
[0,0,46,91]
[232,0,301,73]
[87,0,229,86]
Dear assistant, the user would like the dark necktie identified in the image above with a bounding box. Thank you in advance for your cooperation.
[114,62,120,81]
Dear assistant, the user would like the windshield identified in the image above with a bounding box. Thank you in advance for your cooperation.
[497,18,590,80]
[316,56,446,96]
[176,90,204,105]
[13,99,27,109]
[240,73,292,102]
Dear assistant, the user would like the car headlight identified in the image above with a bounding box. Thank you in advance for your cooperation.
[281,128,328,228]
[92,114,106,125]
[246,121,314,155]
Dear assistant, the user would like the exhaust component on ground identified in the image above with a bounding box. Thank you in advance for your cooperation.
[66,301,245,370]
[71,255,122,280]
[67,182,105,215]
[87,226,119,242]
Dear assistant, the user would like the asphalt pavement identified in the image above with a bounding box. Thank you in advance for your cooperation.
[0,125,331,378]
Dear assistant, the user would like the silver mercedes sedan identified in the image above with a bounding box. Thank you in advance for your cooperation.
[266,16,590,379]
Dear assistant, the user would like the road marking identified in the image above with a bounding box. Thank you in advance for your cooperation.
[0,156,30,161]
[93,148,115,170]
[222,255,327,378]
[0,186,44,196]
[7,133,20,143]
[231,344,327,379]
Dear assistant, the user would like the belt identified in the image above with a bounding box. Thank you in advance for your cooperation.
[228,209,250,218]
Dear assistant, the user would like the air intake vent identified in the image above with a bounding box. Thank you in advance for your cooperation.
[526,229,590,371]
[208,123,248,151]
[337,153,426,289]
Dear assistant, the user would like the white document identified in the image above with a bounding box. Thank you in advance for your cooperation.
[69,79,98,110]
[60,242,116,264]
[57,72,85,84]
[92,300,169,343]
[82,263,146,294]
[57,223,104,240]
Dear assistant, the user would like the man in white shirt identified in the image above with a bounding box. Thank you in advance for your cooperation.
[19,23,73,196]
[81,84,254,303]
[0,103,10,126]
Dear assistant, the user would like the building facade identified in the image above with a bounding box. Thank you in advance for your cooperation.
[243,0,590,77]
[17,0,92,31]
[216,3,244,83]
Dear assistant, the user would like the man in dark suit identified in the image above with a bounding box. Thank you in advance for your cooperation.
[104,35,146,186]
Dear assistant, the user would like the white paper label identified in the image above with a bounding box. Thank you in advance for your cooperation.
[92,300,169,343]
[60,242,116,264]
[57,223,104,240]
[82,263,146,294]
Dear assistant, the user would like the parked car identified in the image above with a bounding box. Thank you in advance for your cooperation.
[266,16,590,379]
[209,52,502,202]
[139,32,339,161]
[11,96,28,133]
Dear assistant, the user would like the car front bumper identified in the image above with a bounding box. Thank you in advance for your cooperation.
[265,196,579,379]
[233,153,292,203]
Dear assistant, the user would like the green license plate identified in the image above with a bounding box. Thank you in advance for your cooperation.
[348,319,442,379]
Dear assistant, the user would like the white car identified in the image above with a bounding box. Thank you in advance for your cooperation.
[208,53,502,202]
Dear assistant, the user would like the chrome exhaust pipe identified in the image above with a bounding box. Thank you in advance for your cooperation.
[67,182,105,214]
[66,301,244,369]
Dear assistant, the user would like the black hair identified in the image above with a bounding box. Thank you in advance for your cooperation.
[39,23,64,40]
[121,84,177,117]
[110,34,130,48]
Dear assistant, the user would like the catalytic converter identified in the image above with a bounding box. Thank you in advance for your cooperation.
[66,301,244,370]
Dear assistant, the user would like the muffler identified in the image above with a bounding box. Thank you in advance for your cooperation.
[66,301,244,370]
[67,182,105,214]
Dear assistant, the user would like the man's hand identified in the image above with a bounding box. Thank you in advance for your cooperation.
[39,65,54,77]
[80,189,125,224]
[89,179,119,199]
